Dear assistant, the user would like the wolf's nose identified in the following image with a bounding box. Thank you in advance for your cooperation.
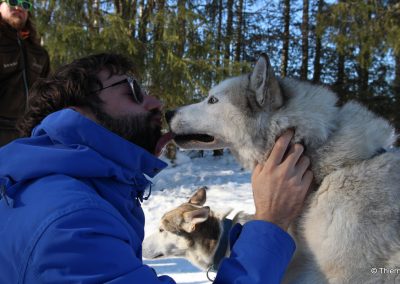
[165,110,176,124]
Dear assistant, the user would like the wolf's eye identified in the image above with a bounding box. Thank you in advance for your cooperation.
[159,228,164,233]
[208,96,219,104]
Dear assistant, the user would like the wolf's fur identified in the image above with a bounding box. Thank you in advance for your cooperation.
[142,187,251,269]
[166,54,400,283]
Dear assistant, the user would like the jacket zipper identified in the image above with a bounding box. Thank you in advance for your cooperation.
[17,36,29,112]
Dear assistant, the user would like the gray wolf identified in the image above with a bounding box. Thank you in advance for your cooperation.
[143,187,252,270]
[164,54,400,283]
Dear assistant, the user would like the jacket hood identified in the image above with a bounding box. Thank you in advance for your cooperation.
[0,109,167,191]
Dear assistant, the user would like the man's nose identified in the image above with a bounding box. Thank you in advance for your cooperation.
[143,95,163,112]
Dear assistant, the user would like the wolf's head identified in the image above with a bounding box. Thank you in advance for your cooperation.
[166,54,289,169]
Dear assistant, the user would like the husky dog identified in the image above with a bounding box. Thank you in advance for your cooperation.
[164,54,400,283]
[143,187,251,270]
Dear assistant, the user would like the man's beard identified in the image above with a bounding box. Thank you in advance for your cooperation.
[93,107,162,155]
[5,16,27,30]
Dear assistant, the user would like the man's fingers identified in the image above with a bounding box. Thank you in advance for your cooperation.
[268,130,294,165]
[296,155,310,176]
[301,170,313,190]
[282,143,304,169]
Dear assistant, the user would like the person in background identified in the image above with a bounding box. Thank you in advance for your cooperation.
[0,53,312,283]
[0,0,50,146]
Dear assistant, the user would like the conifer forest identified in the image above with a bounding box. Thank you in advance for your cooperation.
[32,0,400,137]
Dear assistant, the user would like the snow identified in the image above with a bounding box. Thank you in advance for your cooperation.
[142,150,256,284]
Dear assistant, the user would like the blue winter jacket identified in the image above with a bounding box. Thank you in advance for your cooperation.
[0,109,295,283]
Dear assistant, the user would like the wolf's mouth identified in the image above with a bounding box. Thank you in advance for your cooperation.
[172,132,229,150]
[174,134,215,144]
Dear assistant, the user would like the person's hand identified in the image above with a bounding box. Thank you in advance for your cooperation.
[251,130,313,231]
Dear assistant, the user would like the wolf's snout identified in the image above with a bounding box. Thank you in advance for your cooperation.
[165,110,176,124]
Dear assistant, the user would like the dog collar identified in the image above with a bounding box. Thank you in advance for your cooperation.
[211,218,233,271]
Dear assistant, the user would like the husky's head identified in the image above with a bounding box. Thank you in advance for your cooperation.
[143,187,221,269]
[166,53,345,170]
[166,54,284,168]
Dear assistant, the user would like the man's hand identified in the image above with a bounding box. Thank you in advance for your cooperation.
[251,130,313,231]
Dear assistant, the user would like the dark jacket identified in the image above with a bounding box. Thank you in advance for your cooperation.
[0,22,50,146]
[0,109,295,284]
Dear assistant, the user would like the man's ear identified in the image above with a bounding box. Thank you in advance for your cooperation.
[188,186,207,206]
[249,54,283,110]
[182,207,210,233]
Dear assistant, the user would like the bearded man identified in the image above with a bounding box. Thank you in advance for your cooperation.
[0,0,50,146]
[0,53,312,283]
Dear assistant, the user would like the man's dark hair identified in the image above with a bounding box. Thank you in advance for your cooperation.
[18,53,137,137]
[0,12,39,44]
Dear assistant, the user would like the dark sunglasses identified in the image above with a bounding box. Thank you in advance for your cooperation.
[93,76,146,104]
[1,0,33,11]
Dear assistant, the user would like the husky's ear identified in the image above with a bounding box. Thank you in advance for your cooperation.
[183,207,210,233]
[188,186,207,206]
[250,54,283,110]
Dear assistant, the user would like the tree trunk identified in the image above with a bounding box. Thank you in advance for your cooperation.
[216,0,223,68]
[121,0,134,20]
[335,52,345,101]
[281,0,290,77]
[235,0,244,62]
[114,0,121,14]
[358,47,370,98]
[224,0,234,61]
[85,0,94,31]
[153,0,165,44]
[300,0,309,80]
[93,0,100,32]
[312,0,323,83]
[130,0,138,38]
[152,0,165,80]
[138,0,154,70]
[138,0,154,43]
[176,0,186,58]
[334,0,347,102]
[358,3,372,100]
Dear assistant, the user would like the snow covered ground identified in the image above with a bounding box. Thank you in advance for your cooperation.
[142,150,256,283]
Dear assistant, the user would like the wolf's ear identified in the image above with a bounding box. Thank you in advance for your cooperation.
[183,207,210,233]
[188,186,207,206]
[250,54,283,110]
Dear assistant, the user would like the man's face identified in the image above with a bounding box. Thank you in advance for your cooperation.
[0,2,29,30]
[93,70,165,155]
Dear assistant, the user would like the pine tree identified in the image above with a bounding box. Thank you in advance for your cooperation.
[281,0,291,77]
[235,0,244,62]
[300,0,309,80]
[312,0,324,83]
